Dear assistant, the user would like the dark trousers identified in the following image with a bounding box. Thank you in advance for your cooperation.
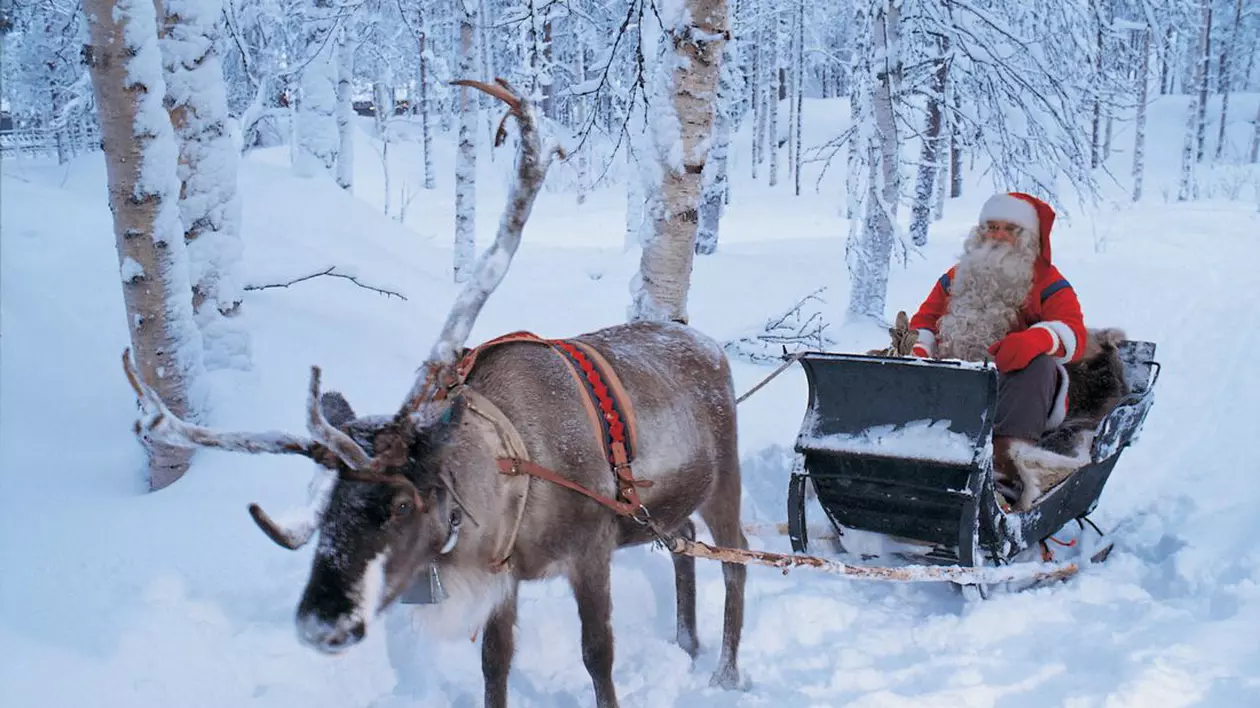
[994,354,1058,440]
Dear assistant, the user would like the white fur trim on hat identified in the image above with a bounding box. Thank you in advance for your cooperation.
[1032,321,1077,363]
[979,193,1039,235]
[915,329,936,356]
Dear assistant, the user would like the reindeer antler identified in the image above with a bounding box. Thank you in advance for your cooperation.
[398,78,562,421]
[122,348,373,548]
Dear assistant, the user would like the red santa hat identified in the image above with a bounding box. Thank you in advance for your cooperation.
[978,192,1056,262]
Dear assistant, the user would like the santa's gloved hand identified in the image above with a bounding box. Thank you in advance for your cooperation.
[987,328,1055,373]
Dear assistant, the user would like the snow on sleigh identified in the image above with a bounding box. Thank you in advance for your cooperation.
[784,335,1159,596]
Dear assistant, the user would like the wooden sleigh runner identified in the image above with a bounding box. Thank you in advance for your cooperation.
[785,339,1159,596]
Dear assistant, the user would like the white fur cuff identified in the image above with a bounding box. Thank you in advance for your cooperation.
[1033,321,1077,362]
[979,194,1039,234]
[915,329,936,356]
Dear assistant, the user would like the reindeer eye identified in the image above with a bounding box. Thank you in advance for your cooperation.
[392,499,414,518]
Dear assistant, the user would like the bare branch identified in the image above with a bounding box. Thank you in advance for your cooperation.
[244,266,407,301]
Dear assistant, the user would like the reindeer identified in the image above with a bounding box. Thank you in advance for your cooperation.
[119,80,746,708]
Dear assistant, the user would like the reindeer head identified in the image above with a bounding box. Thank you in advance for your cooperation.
[119,79,559,654]
[291,393,472,652]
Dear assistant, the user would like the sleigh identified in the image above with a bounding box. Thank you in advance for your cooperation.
[785,340,1159,595]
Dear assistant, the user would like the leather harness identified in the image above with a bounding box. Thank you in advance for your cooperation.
[437,331,650,568]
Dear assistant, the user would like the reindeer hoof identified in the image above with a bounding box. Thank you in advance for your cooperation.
[709,665,742,690]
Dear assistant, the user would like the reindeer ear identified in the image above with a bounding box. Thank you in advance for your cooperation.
[320,391,357,429]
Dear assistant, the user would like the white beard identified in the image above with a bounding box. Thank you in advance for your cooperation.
[936,227,1039,361]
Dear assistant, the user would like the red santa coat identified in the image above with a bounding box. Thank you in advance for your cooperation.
[908,193,1088,429]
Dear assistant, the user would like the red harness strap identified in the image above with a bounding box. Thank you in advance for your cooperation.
[449,331,647,516]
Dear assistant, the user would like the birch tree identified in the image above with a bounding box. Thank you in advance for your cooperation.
[336,27,354,190]
[454,0,478,283]
[846,0,899,322]
[85,0,207,490]
[293,0,339,177]
[630,0,728,324]
[157,0,249,370]
[1132,25,1151,201]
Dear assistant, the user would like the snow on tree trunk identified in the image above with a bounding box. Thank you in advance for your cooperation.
[1132,27,1150,202]
[453,3,478,283]
[1195,5,1212,163]
[416,20,435,190]
[1181,4,1211,200]
[294,0,338,178]
[697,39,736,256]
[767,13,780,188]
[847,0,898,322]
[751,13,766,180]
[1251,100,1260,164]
[85,0,207,490]
[910,36,947,247]
[1214,0,1243,162]
[844,5,868,221]
[949,88,963,198]
[630,0,728,324]
[156,0,248,372]
[791,0,804,197]
[335,28,354,191]
[574,41,590,205]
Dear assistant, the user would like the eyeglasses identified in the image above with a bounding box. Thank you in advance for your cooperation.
[981,221,1021,242]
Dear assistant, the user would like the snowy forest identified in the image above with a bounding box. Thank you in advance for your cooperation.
[3,0,1260,706]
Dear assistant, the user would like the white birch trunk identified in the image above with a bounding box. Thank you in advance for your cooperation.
[1214,0,1243,161]
[630,0,728,324]
[453,3,478,283]
[910,36,947,247]
[847,0,898,321]
[1180,4,1210,200]
[767,12,780,188]
[86,0,207,490]
[1132,28,1151,202]
[697,41,736,256]
[792,0,804,197]
[294,0,338,178]
[335,28,354,191]
[416,20,435,189]
[1195,5,1212,162]
[1250,100,1260,164]
[156,0,248,373]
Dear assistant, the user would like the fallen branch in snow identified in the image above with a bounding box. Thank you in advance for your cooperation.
[723,286,834,364]
[244,267,407,301]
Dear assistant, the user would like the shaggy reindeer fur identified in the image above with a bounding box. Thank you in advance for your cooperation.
[1037,327,1129,458]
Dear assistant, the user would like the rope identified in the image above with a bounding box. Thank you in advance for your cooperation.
[736,351,807,405]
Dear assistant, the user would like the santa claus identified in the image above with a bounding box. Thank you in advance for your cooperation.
[908,192,1088,510]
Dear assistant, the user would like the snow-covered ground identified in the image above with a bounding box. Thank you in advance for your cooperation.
[3,94,1259,707]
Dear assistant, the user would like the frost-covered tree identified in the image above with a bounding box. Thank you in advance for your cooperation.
[85,0,207,490]
[157,0,249,370]
[846,0,899,322]
[453,0,479,283]
[293,0,340,177]
[696,38,740,256]
[630,0,728,324]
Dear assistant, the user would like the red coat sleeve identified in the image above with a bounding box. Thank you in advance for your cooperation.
[1032,267,1087,363]
[908,267,955,356]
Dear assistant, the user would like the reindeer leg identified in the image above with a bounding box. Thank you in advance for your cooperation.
[672,518,699,658]
[481,584,519,708]
[569,553,619,708]
[699,454,747,690]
